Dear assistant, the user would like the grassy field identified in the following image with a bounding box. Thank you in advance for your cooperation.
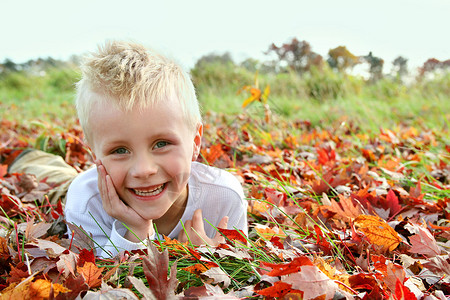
[1,63,449,132]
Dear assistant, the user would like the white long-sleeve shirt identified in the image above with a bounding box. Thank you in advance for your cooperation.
[65,162,248,258]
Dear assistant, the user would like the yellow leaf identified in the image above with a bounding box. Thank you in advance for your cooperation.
[354,215,402,252]
[242,95,258,108]
[262,85,270,103]
[254,224,286,240]
[29,279,71,298]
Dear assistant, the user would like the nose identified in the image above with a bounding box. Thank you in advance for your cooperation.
[130,153,157,178]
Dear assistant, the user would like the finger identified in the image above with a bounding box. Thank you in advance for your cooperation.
[191,209,206,235]
[213,216,229,242]
[97,164,109,207]
[217,216,229,229]
[179,219,192,242]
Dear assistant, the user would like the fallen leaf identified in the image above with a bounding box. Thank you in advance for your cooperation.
[127,276,157,300]
[82,282,139,300]
[354,215,402,252]
[218,228,247,245]
[62,274,89,299]
[282,265,341,300]
[255,280,294,298]
[409,226,441,257]
[140,242,178,299]
[202,267,231,288]
[78,248,96,267]
[77,261,104,288]
[263,256,314,276]
[29,278,70,298]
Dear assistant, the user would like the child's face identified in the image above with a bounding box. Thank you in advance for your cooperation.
[89,96,202,223]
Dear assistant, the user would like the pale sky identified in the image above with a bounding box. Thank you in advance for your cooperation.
[1,0,449,73]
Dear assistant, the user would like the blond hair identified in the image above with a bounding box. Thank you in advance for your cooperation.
[75,40,201,141]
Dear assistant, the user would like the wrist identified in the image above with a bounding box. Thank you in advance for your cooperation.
[124,223,154,242]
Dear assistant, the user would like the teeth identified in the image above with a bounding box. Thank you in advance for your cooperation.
[133,184,164,196]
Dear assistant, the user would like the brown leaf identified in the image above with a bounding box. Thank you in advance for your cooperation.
[127,276,156,299]
[202,267,231,288]
[7,263,29,284]
[24,218,52,240]
[81,282,139,300]
[60,274,89,300]
[65,222,96,253]
[57,250,78,277]
[353,215,402,252]
[140,242,178,300]
[31,239,67,258]
[327,194,363,222]
[421,255,450,275]
[77,261,104,288]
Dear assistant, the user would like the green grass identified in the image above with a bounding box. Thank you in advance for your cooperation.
[1,64,449,133]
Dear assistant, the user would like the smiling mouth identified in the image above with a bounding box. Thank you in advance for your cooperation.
[132,183,165,197]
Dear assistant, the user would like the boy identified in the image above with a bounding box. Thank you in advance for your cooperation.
[64,41,248,258]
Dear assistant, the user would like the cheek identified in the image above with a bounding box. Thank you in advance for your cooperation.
[103,161,127,190]
[162,155,191,184]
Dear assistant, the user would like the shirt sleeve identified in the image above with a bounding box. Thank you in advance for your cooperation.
[64,169,154,258]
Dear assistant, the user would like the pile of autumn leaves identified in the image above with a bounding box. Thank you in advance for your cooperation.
[0,117,449,299]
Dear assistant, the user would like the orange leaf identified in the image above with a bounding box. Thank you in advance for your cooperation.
[200,144,224,165]
[29,279,71,298]
[77,261,104,288]
[353,215,402,252]
[0,164,7,177]
[182,261,217,275]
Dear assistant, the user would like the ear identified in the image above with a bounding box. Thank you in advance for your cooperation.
[192,124,203,161]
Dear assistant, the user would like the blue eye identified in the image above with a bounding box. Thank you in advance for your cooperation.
[113,147,129,154]
[154,141,169,149]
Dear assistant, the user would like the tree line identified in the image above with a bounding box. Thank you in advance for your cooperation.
[1,37,449,83]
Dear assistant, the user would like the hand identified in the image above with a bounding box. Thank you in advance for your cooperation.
[177,209,228,246]
[96,160,154,242]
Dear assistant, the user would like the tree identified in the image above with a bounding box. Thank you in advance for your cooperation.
[363,52,384,82]
[1,58,18,73]
[392,56,408,80]
[418,58,450,77]
[194,52,234,69]
[266,38,323,74]
[327,46,359,72]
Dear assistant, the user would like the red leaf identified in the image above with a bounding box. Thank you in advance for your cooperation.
[78,248,96,267]
[59,274,89,300]
[394,279,416,300]
[255,281,294,298]
[385,189,402,216]
[263,256,313,276]
[218,228,247,245]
